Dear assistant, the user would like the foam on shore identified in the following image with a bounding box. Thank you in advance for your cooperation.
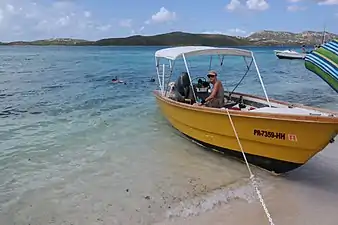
[165,177,268,219]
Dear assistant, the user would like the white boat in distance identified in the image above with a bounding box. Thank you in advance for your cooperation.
[274,49,306,60]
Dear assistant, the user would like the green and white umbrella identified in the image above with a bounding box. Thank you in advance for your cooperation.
[304,39,338,93]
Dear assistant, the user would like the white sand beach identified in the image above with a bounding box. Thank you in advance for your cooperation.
[156,141,338,225]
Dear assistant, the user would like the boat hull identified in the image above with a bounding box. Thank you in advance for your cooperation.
[274,50,306,60]
[181,131,302,173]
[276,54,305,60]
[154,91,338,174]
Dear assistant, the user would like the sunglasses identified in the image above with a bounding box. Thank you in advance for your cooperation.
[207,74,215,78]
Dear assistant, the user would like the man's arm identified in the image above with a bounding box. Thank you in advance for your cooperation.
[204,82,219,102]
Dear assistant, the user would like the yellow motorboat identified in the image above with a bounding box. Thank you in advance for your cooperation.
[153,46,338,174]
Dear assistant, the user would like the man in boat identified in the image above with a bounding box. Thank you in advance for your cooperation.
[199,70,225,108]
[301,45,306,53]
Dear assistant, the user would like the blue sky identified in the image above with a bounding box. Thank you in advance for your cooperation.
[0,0,337,41]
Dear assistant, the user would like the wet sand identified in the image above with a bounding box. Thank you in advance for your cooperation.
[157,141,338,225]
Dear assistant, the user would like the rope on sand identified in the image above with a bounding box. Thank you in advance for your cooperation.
[226,109,275,225]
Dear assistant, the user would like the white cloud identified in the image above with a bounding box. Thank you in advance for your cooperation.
[227,28,247,34]
[0,9,4,23]
[226,0,241,11]
[246,0,269,11]
[133,7,177,36]
[147,7,176,24]
[119,19,132,28]
[317,0,338,5]
[96,24,111,32]
[130,26,145,36]
[202,31,226,35]
[84,11,91,18]
[287,5,307,11]
[0,0,113,41]
[202,28,247,36]
[288,0,303,2]
[52,1,73,9]
[6,4,15,13]
[226,0,269,11]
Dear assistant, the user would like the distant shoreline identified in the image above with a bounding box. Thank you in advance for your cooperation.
[0,44,315,48]
[1,30,336,47]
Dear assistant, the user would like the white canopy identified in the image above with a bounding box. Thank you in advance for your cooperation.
[155,46,253,60]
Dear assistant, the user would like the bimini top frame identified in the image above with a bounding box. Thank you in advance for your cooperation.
[154,46,271,107]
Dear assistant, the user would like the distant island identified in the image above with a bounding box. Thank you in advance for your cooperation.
[1,30,337,47]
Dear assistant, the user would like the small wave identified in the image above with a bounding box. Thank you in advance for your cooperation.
[0,93,14,98]
[0,106,42,118]
[274,70,288,74]
[16,70,35,74]
[165,178,261,219]
[0,109,26,116]
[87,74,116,83]
[42,84,65,90]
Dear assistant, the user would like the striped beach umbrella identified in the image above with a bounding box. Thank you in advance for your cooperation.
[304,39,338,93]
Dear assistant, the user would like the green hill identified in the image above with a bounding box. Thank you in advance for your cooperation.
[7,38,91,46]
[2,30,337,47]
[95,32,250,46]
[3,32,250,47]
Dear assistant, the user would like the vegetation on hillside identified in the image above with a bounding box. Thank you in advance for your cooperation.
[1,30,337,47]
[247,30,337,46]
[95,32,250,46]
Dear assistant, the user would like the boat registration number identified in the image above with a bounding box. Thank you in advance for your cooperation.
[253,129,286,140]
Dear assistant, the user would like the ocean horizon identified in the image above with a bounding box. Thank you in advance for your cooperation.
[1,45,337,225]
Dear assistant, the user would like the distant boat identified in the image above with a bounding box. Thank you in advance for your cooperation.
[274,50,306,60]
[275,26,328,60]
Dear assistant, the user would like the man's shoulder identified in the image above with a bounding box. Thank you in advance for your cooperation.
[216,80,223,86]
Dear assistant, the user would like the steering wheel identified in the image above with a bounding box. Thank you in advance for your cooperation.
[191,76,207,84]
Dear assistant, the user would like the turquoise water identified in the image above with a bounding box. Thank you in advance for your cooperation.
[1,46,338,225]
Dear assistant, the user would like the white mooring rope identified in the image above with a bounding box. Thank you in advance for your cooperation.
[225,109,275,225]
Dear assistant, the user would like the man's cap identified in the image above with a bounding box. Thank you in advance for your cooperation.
[207,70,217,76]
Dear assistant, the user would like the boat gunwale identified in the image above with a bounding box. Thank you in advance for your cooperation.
[153,90,338,124]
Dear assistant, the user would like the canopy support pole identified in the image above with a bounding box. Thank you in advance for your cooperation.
[252,55,271,107]
[182,53,197,102]
[162,64,165,95]
[209,56,213,71]
[164,60,175,96]
[155,57,164,95]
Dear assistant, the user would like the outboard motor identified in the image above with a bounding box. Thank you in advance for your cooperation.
[173,72,195,103]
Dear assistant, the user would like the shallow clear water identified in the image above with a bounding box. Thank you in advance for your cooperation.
[0,46,337,225]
